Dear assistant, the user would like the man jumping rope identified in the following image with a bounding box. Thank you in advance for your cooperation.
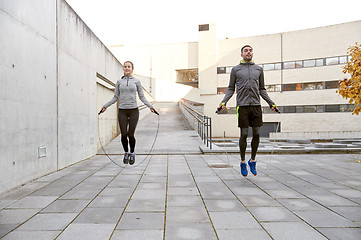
[218,45,279,177]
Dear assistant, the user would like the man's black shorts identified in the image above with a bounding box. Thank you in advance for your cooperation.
[237,106,263,128]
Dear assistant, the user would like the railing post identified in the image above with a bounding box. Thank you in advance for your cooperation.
[209,118,212,149]
[206,117,209,147]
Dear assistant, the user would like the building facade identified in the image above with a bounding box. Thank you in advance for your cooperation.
[111,21,361,139]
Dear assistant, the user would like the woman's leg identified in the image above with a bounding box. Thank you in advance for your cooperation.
[118,110,130,152]
[127,108,139,153]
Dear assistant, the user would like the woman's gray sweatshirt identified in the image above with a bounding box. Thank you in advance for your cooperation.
[103,76,153,109]
[221,61,275,107]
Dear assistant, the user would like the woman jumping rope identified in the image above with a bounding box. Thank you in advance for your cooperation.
[99,61,157,165]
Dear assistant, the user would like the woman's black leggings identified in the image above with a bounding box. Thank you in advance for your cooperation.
[118,108,139,153]
[239,127,260,161]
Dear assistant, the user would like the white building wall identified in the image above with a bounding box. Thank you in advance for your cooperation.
[0,0,124,195]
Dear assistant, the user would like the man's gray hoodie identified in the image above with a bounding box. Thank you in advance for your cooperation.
[221,61,275,107]
[103,76,152,109]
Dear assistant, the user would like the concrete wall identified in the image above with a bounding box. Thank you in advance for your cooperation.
[0,0,124,195]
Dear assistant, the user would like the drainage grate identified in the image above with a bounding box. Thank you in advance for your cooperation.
[208,164,233,168]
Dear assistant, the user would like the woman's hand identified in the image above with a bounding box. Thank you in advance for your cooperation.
[150,107,159,115]
[100,107,106,114]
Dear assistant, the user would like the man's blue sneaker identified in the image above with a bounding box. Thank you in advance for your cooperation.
[240,162,248,177]
[248,159,257,176]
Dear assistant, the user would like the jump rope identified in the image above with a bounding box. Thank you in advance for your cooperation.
[97,109,160,169]
[214,105,281,179]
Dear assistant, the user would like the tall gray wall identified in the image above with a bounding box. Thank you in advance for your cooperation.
[0,0,124,195]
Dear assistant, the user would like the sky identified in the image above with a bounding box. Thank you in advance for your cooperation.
[65,0,361,46]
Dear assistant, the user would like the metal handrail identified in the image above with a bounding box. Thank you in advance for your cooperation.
[179,99,212,149]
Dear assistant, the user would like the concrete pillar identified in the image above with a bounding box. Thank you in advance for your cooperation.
[198,23,217,95]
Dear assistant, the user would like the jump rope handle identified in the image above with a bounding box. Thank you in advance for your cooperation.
[272,105,281,114]
[153,109,159,115]
[215,106,223,114]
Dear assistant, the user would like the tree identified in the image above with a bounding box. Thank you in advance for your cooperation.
[338,42,361,115]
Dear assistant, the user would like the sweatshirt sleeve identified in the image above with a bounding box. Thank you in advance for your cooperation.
[259,68,275,107]
[136,80,153,108]
[103,80,120,108]
[220,68,236,105]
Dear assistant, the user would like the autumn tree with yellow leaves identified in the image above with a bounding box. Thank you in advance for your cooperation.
[338,42,361,115]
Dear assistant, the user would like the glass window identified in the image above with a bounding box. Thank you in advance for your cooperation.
[296,106,303,113]
[262,106,274,114]
[340,104,349,112]
[176,68,198,87]
[284,106,296,113]
[325,80,339,89]
[303,59,316,67]
[325,105,340,112]
[304,105,317,113]
[217,67,226,74]
[274,63,282,70]
[226,67,232,73]
[217,87,227,94]
[295,61,303,68]
[326,57,339,65]
[316,59,324,66]
[263,64,275,71]
[283,61,296,69]
[348,55,352,62]
[339,56,348,64]
[296,83,303,90]
[317,105,324,112]
[283,84,296,91]
[266,84,281,92]
[304,82,316,90]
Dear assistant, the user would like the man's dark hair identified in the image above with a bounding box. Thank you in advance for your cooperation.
[241,45,252,53]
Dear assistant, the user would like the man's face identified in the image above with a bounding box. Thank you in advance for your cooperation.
[241,47,253,62]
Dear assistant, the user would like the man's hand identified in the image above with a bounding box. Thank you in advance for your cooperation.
[271,105,280,113]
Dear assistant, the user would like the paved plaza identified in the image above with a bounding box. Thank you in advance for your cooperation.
[1,103,361,239]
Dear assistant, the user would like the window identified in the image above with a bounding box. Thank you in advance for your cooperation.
[325,80,339,89]
[199,24,209,31]
[303,60,316,67]
[176,69,198,87]
[284,61,296,69]
[325,105,340,112]
[296,106,303,113]
[326,57,339,65]
[316,59,324,66]
[283,106,296,113]
[274,63,282,70]
[304,105,317,113]
[295,61,303,68]
[339,56,348,64]
[317,105,324,112]
[217,67,226,74]
[263,64,275,71]
[266,85,281,92]
[217,87,227,94]
[262,106,274,114]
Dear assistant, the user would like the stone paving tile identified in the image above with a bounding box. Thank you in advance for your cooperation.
[328,206,361,224]
[167,195,203,207]
[74,207,124,224]
[0,209,39,224]
[238,195,282,207]
[57,223,115,240]
[0,224,18,239]
[87,195,129,208]
[166,206,209,223]
[6,196,57,209]
[216,229,271,240]
[0,200,14,210]
[111,230,163,240]
[262,222,327,240]
[126,198,165,212]
[167,187,199,196]
[59,189,100,200]
[209,211,261,229]
[116,212,164,230]
[204,199,246,212]
[277,198,325,211]
[2,230,60,240]
[165,222,217,240]
[294,210,359,227]
[248,206,300,222]
[317,227,361,240]
[17,213,77,231]
[41,199,90,213]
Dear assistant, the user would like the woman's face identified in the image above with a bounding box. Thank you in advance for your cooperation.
[124,62,133,76]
